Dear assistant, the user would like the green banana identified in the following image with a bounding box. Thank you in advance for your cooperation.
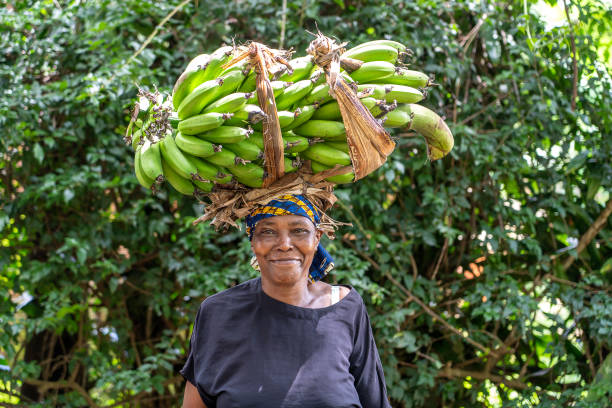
[238,71,256,92]
[159,133,198,180]
[244,131,309,154]
[325,141,349,153]
[356,97,398,118]
[129,115,155,150]
[178,69,245,119]
[134,147,155,190]
[125,119,136,144]
[204,92,251,114]
[359,97,378,112]
[162,158,195,195]
[300,83,332,106]
[185,154,233,183]
[228,162,264,188]
[356,83,387,99]
[249,131,264,149]
[278,110,295,128]
[225,104,266,126]
[312,101,341,121]
[283,132,310,153]
[309,68,326,86]
[193,178,214,192]
[277,56,314,82]
[293,119,346,140]
[382,109,411,128]
[310,160,354,184]
[246,81,287,104]
[342,44,399,64]
[224,139,263,161]
[284,157,300,173]
[371,68,431,88]
[131,128,143,150]
[346,39,407,53]
[134,119,144,128]
[348,61,395,83]
[275,79,314,110]
[171,53,210,110]
[139,140,164,182]
[205,147,246,168]
[302,143,352,167]
[397,104,454,160]
[373,99,397,117]
[177,79,221,119]
[200,46,234,83]
[197,126,252,144]
[284,105,317,131]
[254,111,294,130]
[309,68,354,87]
[209,69,247,106]
[178,112,230,136]
[175,132,216,158]
[168,112,179,129]
[357,84,424,104]
[382,85,424,103]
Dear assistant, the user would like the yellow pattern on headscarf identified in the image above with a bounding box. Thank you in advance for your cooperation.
[276,195,316,220]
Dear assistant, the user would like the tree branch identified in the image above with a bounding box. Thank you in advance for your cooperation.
[439,366,528,390]
[384,271,489,353]
[119,0,193,74]
[279,0,287,49]
[561,0,578,111]
[337,200,489,354]
[430,237,448,281]
[563,198,612,270]
[21,378,98,408]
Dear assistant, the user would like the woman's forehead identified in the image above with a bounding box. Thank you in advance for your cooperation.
[255,215,314,227]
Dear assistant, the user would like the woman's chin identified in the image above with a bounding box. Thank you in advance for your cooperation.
[264,264,305,284]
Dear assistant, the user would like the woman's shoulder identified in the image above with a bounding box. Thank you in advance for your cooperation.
[313,281,351,301]
[199,277,261,309]
[310,281,365,310]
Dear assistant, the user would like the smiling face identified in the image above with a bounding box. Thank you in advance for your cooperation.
[250,215,323,286]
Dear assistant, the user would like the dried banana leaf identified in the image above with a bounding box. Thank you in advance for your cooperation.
[307,32,396,181]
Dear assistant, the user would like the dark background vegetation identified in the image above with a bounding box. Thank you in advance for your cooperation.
[1,0,611,406]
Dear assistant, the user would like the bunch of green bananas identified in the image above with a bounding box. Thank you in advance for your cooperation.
[127,40,454,196]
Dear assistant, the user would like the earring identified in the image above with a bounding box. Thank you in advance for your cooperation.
[250,256,260,271]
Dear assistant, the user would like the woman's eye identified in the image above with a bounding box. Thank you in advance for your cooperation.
[292,228,309,234]
[260,229,276,235]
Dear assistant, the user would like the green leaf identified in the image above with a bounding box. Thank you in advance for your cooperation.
[392,331,418,352]
[333,0,345,9]
[63,189,75,203]
[33,143,44,163]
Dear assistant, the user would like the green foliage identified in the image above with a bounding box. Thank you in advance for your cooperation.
[1,0,611,406]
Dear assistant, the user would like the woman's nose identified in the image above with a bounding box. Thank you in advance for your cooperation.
[276,231,293,250]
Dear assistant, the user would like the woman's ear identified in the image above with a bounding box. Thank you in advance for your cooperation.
[315,229,323,243]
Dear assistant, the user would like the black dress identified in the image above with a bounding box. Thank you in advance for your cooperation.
[181,277,391,408]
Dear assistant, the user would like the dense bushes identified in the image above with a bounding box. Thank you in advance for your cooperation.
[1,0,611,406]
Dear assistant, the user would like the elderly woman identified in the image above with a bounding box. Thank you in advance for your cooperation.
[181,194,391,407]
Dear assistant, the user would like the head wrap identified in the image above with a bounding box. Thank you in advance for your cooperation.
[245,194,334,282]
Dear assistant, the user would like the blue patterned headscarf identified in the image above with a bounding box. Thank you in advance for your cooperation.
[245,194,334,282]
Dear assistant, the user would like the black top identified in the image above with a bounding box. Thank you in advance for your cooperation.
[181,277,391,408]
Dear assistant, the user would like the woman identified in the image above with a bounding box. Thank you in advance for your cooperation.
[181,194,391,407]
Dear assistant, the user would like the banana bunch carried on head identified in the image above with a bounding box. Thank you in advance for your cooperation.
[125,39,454,196]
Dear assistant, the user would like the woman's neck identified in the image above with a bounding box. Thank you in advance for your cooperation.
[261,277,315,308]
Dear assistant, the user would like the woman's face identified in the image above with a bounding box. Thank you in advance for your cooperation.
[251,215,322,286]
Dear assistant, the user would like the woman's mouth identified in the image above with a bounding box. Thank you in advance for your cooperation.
[269,258,301,265]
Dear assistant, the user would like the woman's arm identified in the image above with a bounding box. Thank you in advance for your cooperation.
[182,381,207,408]
[349,298,392,408]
